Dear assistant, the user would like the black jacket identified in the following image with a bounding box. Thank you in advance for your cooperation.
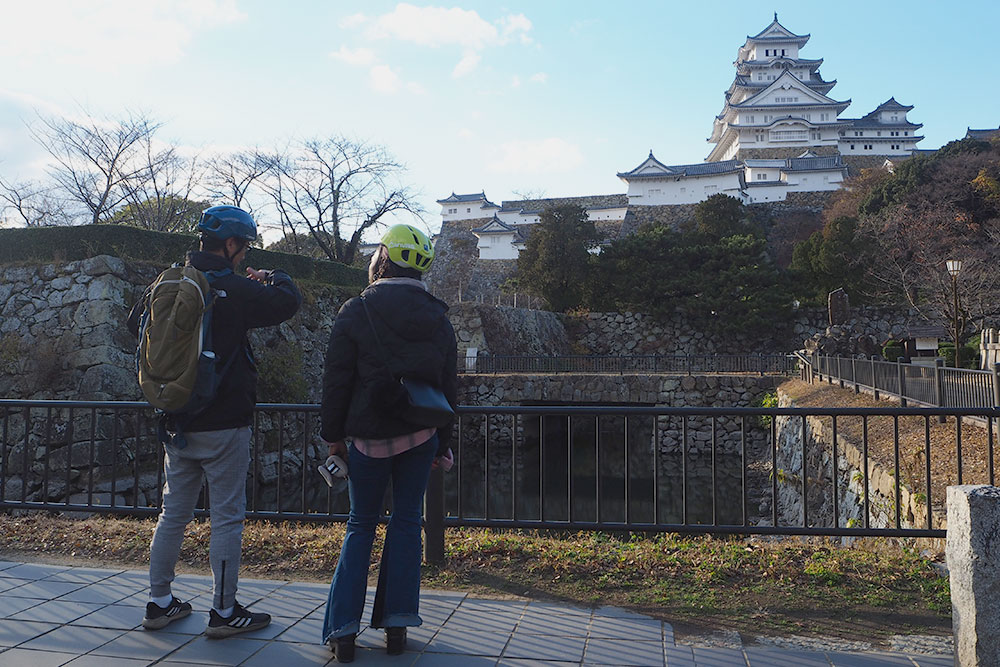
[128,251,302,432]
[320,279,457,451]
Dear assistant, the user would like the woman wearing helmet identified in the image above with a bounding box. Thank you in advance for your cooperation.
[319,224,457,662]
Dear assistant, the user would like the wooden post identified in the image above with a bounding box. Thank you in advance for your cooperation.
[852,356,859,394]
[872,355,880,401]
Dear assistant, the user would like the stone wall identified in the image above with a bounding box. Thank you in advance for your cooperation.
[737,146,841,160]
[769,387,934,530]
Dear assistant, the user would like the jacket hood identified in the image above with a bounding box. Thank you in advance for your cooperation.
[361,281,449,342]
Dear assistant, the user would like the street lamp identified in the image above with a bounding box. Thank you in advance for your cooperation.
[946,259,964,368]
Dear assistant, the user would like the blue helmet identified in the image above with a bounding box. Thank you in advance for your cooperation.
[198,205,257,241]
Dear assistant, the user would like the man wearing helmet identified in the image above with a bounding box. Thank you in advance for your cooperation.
[320,224,457,661]
[128,205,301,637]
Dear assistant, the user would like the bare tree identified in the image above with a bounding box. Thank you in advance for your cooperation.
[204,148,272,211]
[860,203,1000,340]
[30,110,160,225]
[261,137,422,264]
[115,134,203,232]
[0,178,68,227]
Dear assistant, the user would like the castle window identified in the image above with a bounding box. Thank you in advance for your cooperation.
[877,131,882,137]
[850,144,855,150]
[855,131,863,137]
[770,129,808,142]
[891,144,900,150]
[864,144,872,150]
[467,208,471,213]
[756,173,768,180]
[904,132,909,136]
[448,208,457,214]
[781,49,786,56]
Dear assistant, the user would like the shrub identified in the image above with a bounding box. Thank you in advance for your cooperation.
[0,225,366,287]
[882,340,904,361]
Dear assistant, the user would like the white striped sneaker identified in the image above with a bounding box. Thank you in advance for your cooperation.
[205,601,271,638]
[142,597,192,630]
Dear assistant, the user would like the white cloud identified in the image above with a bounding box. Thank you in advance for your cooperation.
[370,65,402,94]
[330,45,377,66]
[0,0,246,69]
[457,128,475,139]
[511,75,522,88]
[489,138,584,175]
[452,52,481,79]
[351,4,534,77]
[338,12,368,29]
[529,72,548,84]
[406,82,427,95]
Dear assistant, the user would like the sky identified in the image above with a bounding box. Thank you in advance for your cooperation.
[1,0,998,242]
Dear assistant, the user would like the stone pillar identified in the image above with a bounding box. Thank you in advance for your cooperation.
[947,485,1000,666]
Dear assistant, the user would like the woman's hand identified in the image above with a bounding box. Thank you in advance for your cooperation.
[324,439,347,458]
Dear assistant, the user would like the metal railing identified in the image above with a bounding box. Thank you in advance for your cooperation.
[462,354,797,375]
[805,353,1000,409]
[5,399,1000,558]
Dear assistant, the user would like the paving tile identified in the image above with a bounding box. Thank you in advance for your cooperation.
[828,652,916,666]
[112,591,153,608]
[0,577,33,593]
[515,613,591,637]
[5,580,86,600]
[269,581,328,599]
[584,637,664,665]
[1,564,71,580]
[0,561,19,571]
[416,653,498,666]
[239,640,336,667]
[8,600,104,624]
[504,634,587,662]
[459,597,529,614]
[57,583,139,604]
[44,568,123,584]
[0,596,44,618]
[442,609,521,634]
[663,644,696,666]
[329,646,413,665]
[496,661,579,666]
[226,616,293,641]
[593,605,660,620]
[63,656,150,667]
[745,646,830,666]
[588,616,663,641]
[0,620,58,647]
[89,629,194,661]
[0,648,76,666]
[523,600,592,617]
[68,604,143,631]
[163,636,268,665]
[910,657,954,667]
[691,646,748,666]
[249,594,324,618]
[18,626,125,654]
[275,616,324,644]
[423,628,510,656]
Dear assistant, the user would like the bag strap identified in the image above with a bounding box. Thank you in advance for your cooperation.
[360,296,393,375]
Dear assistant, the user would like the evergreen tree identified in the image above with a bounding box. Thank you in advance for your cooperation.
[516,204,599,312]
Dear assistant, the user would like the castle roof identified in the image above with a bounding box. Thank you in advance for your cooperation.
[872,97,913,113]
[966,127,1000,140]
[731,71,849,109]
[617,152,742,179]
[472,216,521,236]
[738,15,809,62]
[437,191,487,204]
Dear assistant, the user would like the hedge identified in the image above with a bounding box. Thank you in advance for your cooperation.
[0,225,366,287]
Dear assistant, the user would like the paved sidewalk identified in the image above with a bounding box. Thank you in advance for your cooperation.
[0,559,951,666]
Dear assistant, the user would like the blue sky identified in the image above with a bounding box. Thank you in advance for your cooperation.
[1,0,997,240]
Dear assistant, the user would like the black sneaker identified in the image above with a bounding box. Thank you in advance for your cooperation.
[142,597,192,630]
[205,601,271,638]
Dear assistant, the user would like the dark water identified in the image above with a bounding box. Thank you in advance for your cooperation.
[445,414,752,527]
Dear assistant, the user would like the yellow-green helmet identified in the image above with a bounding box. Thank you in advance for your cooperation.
[381,224,434,272]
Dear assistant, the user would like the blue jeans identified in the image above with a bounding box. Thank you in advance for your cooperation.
[322,435,437,642]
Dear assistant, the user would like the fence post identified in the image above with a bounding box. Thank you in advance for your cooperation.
[872,355,880,401]
[852,356,859,394]
[934,358,947,423]
[837,356,845,388]
[993,363,1000,408]
[897,357,908,407]
[424,468,445,564]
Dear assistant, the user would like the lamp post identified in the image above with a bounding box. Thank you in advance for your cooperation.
[946,259,964,368]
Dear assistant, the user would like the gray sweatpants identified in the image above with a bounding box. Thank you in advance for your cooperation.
[149,426,251,609]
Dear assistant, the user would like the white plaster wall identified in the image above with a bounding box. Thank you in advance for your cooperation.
[626,173,743,205]
[440,202,498,222]
[477,233,519,260]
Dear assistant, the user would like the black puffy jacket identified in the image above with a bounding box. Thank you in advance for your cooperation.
[320,279,457,451]
[128,251,302,432]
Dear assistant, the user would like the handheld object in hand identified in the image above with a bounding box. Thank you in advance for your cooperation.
[318,454,348,490]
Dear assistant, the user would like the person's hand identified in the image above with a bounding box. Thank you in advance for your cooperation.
[246,267,272,283]
[324,439,347,458]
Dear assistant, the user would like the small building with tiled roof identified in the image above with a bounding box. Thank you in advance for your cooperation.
[470,216,525,260]
[437,192,500,223]
[966,127,1000,141]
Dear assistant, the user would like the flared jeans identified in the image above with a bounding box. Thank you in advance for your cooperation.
[322,435,437,642]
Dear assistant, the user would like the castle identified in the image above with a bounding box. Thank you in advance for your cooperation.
[439,15,923,261]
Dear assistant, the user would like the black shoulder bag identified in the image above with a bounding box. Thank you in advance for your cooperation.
[360,296,454,428]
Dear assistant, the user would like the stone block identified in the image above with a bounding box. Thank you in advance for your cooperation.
[81,255,127,278]
[946,485,1000,667]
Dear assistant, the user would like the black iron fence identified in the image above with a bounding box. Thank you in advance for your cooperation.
[805,353,1000,409]
[5,399,1000,555]
[462,354,797,375]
